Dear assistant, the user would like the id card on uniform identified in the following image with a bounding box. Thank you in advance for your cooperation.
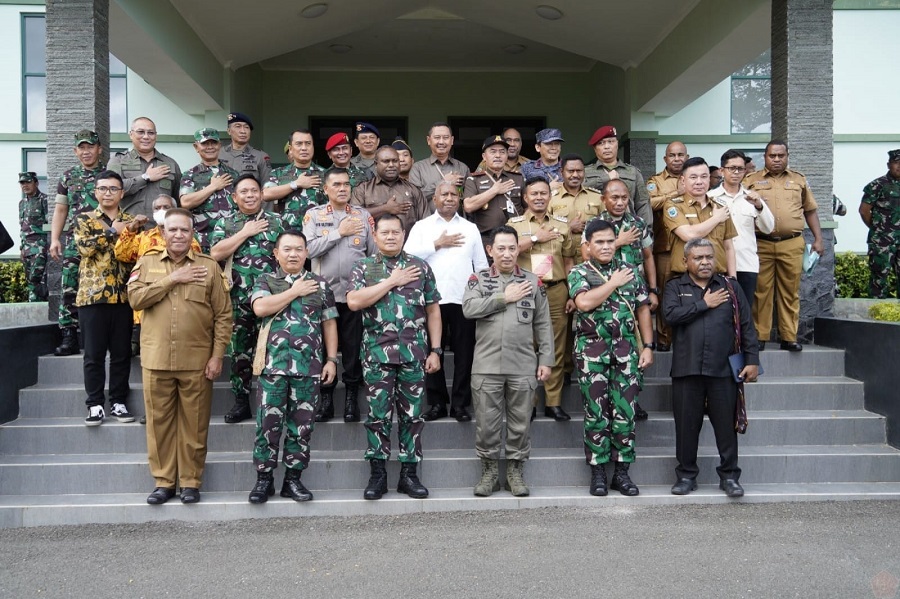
[505,198,517,214]
[531,253,554,281]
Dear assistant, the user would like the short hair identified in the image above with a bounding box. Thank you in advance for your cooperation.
[765,139,788,153]
[584,218,615,242]
[523,176,551,192]
[153,195,177,210]
[97,170,123,185]
[489,224,518,246]
[276,229,307,247]
[501,126,520,138]
[234,173,261,189]
[433,180,458,198]
[375,145,399,159]
[375,213,403,230]
[720,149,747,167]
[684,237,714,255]
[427,122,452,136]
[602,178,628,196]
[709,166,720,174]
[323,167,349,185]
[164,207,193,222]
[288,129,312,143]
[559,153,584,171]
[681,156,708,171]
[130,116,155,130]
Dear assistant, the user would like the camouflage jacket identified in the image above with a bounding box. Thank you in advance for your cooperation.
[264,163,326,220]
[19,191,48,243]
[589,210,653,268]
[56,164,106,231]
[179,162,240,237]
[346,162,373,189]
[861,173,900,239]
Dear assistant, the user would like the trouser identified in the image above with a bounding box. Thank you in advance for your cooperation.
[672,375,740,481]
[868,237,900,299]
[426,303,474,410]
[322,302,363,392]
[59,234,81,330]
[143,368,213,489]
[754,236,803,342]
[253,374,319,472]
[21,241,48,301]
[577,354,640,466]
[654,251,672,345]
[228,301,258,403]
[363,358,425,463]
[79,303,132,407]
[472,373,536,461]
[538,281,568,408]
[736,271,758,311]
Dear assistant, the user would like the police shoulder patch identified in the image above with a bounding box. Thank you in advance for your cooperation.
[467,274,478,290]
[666,207,678,218]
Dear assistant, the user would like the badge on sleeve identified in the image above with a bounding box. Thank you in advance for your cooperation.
[467,274,478,290]
[647,183,657,192]
[128,264,141,284]
[667,207,678,218]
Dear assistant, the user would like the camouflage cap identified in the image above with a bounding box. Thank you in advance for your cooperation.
[889,150,900,163]
[18,171,38,183]
[194,128,220,143]
[536,128,564,144]
[74,129,100,147]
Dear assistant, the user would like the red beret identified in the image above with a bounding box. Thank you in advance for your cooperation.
[325,132,351,152]
[588,125,617,146]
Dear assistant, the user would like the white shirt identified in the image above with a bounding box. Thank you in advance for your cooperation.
[404,211,488,304]
[709,184,775,273]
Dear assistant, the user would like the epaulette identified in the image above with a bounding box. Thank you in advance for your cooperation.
[470,170,486,177]
[669,196,685,203]
[551,215,568,223]
[509,216,526,223]
[585,186,603,195]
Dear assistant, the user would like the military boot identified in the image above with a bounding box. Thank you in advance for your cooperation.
[281,468,313,502]
[611,462,640,496]
[316,386,334,422]
[505,459,530,497]
[54,327,80,356]
[343,384,360,422]
[363,459,388,500]
[589,464,608,496]
[224,396,252,424]
[473,458,500,497]
[248,470,275,504]
[397,463,429,498]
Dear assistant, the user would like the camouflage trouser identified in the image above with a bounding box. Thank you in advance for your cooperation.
[21,240,48,302]
[59,235,81,329]
[363,358,425,463]
[253,374,319,472]
[228,302,258,402]
[868,236,900,299]
[576,353,641,466]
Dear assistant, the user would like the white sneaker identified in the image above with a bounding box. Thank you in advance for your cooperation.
[85,405,105,426]
[110,403,135,423]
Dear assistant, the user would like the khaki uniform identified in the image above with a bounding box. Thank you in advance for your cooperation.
[128,249,232,490]
[219,143,271,183]
[549,186,604,262]
[463,170,524,242]
[647,169,682,345]
[744,168,818,342]
[107,149,182,219]
[663,195,737,274]
[583,160,652,227]
[508,211,576,408]
[462,265,554,460]
[350,175,429,236]
[408,155,471,203]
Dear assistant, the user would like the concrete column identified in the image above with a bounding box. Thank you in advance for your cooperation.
[44,0,110,323]
[623,135,657,182]
[771,0,834,342]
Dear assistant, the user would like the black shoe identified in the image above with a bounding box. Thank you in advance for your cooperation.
[224,401,252,424]
[634,402,649,421]
[450,407,471,422]
[564,373,572,386]
[397,463,429,498]
[656,343,671,352]
[316,386,334,422]
[131,324,141,357]
[422,404,448,422]
[610,462,639,496]
[364,459,388,500]
[180,487,201,504]
[719,478,744,498]
[671,478,697,495]
[343,384,360,422]
[780,341,803,352]
[146,487,176,505]
[544,406,571,421]
[281,469,313,502]
[589,465,608,497]
[531,407,536,422]
[759,341,766,351]
[249,471,275,504]
[54,328,80,356]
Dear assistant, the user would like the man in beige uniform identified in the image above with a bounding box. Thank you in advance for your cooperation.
[128,208,232,505]
[744,140,824,351]
[549,153,604,246]
[508,177,577,421]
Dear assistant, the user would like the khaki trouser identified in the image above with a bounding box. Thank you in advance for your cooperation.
[540,282,568,407]
[472,374,537,461]
[754,235,804,342]
[654,251,672,346]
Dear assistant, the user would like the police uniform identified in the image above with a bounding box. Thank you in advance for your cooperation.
[127,249,232,492]
[744,167,818,343]
[18,176,49,302]
[107,148,182,219]
[861,163,900,298]
[521,159,561,183]
[264,162,326,220]
[463,169,524,244]
[663,195,738,275]
[647,169,683,347]
[179,162,240,252]
[219,143,271,183]
[583,161,652,227]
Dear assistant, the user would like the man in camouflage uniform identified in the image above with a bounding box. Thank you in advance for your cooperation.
[18,172,48,301]
[248,230,338,504]
[179,128,239,252]
[569,219,654,497]
[210,174,299,423]
[49,129,105,355]
[219,112,271,183]
[583,126,652,226]
[859,149,900,298]
[325,132,371,188]
[462,225,553,497]
[263,129,325,219]
[347,213,442,500]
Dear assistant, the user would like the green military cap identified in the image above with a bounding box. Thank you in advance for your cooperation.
[194,127,220,143]
[889,149,900,162]
[74,129,100,147]
[18,171,38,183]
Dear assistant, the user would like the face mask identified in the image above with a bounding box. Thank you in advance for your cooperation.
[153,209,168,226]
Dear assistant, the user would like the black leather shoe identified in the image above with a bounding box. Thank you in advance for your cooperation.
[671,478,697,495]
[180,487,201,504]
[422,404,448,421]
[54,328,80,356]
[544,406,571,421]
[281,469,313,502]
[780,341,803,352]
[146,487,176,505]
[719,478,744,498]
[450,407,471,422]
[759,341,766,351]
[224,401,252,424]
[249,472,275,504]
[316,386,334,423]
[531,407,536,422]
[634,402,649,421]
[343,384,360,422]
[656,343,671,352]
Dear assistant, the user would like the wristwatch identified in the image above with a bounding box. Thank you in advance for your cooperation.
[649,287,660,295]
[141,173,150,182]
[431,347,443,356]
[326,356,339,364]
[643,342,657,350]
[530,234,538,245]
[289,181,299,191]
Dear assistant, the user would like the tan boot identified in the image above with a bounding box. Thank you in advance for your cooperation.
[505,459,530,497]
[473,458,500,497]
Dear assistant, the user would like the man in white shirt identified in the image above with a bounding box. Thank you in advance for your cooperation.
[708,149,775,309]
[405,181,488,421]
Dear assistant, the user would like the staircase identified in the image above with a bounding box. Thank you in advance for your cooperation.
[2,346,900,528]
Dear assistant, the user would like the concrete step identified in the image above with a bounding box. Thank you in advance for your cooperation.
[2,444,899,496]
[0,410,885,455]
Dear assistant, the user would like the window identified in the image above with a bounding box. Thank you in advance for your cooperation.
[110,54,127,132]
[22,148,47,183]
[731,49,771,134]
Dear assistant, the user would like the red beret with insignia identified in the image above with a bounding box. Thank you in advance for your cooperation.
[326,132,351,152]
[588,125,617,146]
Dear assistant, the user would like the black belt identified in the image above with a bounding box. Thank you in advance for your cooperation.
[544,279,566,288]
[756,232,801,242]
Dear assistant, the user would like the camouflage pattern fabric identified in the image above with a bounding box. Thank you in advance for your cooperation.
[264,163,326,221]
[19,191,48,301]
[590,210,653,268]
[363,358,426,463]
[346,162,372,189]
[861,173,900,298]
[179,162,239,252]
[253,374,319,471]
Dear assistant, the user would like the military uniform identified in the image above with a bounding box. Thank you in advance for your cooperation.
[508,211,576,409]
[346,162,373,189]
[569,258,649,466]
[127,249,232,491]
[219,143,271,183]
[264,162,326,220]
[744,168,818,343]
[462,265,554,461]
[583,160,652,226]
[349,251,441,463]
[250,269,338,473]
[350,154,376,172]
[463,170,524,243]
[107,149,182,219]
[521,159,561,183]
[647,169,682,347]
[19,189,49,301]
[179,162,240,252]
[591,210,653,270]
[663,195,737,275]
[861,172,900,298]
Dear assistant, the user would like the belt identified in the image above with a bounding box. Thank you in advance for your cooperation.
[544,279,566,288]
[756,232,801,242]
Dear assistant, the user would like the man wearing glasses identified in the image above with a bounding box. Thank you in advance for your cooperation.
[108,116,182,221]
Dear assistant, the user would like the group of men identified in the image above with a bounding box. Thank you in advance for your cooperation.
[21,110,854,504]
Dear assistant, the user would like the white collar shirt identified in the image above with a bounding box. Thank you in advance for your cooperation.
[709,184,775,273]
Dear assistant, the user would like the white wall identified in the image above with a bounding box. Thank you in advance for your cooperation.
[655,80,732,137]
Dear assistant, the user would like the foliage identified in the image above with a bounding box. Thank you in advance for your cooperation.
[0,260,27,303]
[869,302,900,323]
[833,252,897,299]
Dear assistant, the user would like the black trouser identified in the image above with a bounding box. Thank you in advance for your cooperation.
[322,302,362,390]
[672,375,740,481]
[426,303,474,410]
[79,303,132,407]
[736,271,758,312]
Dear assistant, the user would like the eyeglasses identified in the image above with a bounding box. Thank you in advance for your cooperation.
[96,186,122,194]
[131,129,157,137]
[724,166,746,173]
